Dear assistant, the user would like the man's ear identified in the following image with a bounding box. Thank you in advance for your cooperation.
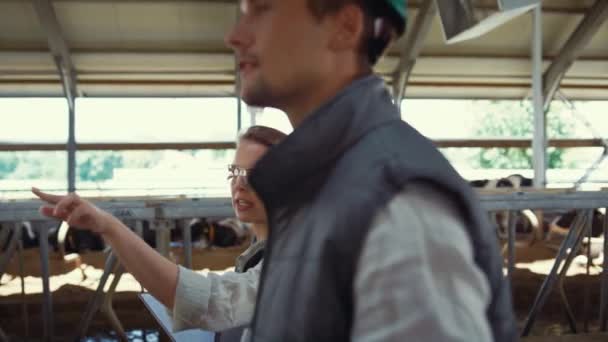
[328,4,366,52]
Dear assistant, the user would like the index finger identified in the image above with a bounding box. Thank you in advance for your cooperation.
[32,187,65,205]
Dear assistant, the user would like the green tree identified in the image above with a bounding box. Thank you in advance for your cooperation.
[121,150,163,169]
[78,152,124,181]
[0,153,18,179]
[1,151,66,180]
[470,100,577,169]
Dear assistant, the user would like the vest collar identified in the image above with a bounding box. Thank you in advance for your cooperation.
[250,75,400,206]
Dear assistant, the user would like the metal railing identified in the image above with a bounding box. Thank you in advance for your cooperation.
[1,191,608,339]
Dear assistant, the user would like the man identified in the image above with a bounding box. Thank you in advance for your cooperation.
[227,0,517,341]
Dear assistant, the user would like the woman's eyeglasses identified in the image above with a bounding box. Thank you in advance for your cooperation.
[228,164,253,187]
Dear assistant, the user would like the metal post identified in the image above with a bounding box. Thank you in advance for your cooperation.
[18,238,29,339]
[67,100,76,193]
[36,222,53,341]
[522,210,588,336]
[556,209,591,334]
[583,213,593,333]
[101,264,128,341]
[154,220,171,259]
[54,56,77,193]
[0,225,10,251]
[0,223,20,277]
[507,211,517,281]
[531,5,546,189]
[600,207,608,331]
[236,79,242,132]
[182,219,193,269]
[134,220,145,293]
[235,7,242,133]
[78,252,120,339]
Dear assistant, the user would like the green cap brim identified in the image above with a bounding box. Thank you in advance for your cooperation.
[385,0,407,35]
[387,0,407,19]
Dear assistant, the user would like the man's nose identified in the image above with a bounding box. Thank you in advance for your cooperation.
[225,16,252,53]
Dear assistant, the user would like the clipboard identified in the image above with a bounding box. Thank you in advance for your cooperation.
[138,293,216,342]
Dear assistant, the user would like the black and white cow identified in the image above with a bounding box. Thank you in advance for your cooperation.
[187,218,249,248]
[469,174,538,243]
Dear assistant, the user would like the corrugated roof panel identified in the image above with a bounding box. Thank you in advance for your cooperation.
[0,1,46,49]
[52,1,235,51]
[0,0,605,99]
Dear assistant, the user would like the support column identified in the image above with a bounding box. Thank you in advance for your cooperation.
[531,5,546,189]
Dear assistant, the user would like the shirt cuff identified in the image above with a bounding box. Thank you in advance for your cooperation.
[172,265,213,332]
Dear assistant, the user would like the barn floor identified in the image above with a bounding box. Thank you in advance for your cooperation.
[1,239,607,341]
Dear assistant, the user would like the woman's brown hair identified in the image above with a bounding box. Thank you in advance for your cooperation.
[238,125,287,148]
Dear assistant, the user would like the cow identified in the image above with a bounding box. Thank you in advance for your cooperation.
[469,174,539,246]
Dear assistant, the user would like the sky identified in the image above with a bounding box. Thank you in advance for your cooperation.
[1,97,607,197]
[2,98,606,143]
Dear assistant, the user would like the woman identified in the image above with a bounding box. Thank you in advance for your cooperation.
[171,125,286,335]
[227,126,286,273]
[32,125,286,335]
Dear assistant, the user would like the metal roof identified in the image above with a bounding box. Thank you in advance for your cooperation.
[0,0,607,99]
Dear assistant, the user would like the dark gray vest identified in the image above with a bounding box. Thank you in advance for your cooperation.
[249,76,517,342]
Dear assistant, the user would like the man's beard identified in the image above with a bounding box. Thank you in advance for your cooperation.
[241,76,278,108]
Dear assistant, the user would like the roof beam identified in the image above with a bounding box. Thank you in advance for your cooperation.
[392,0,436,106]
[542,0,608,109]
[2,139,606,152]
[32,0,78,106]
[0,142,236,152]
[33,0,78,193]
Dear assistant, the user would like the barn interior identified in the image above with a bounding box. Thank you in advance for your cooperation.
[1,0,608,341]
